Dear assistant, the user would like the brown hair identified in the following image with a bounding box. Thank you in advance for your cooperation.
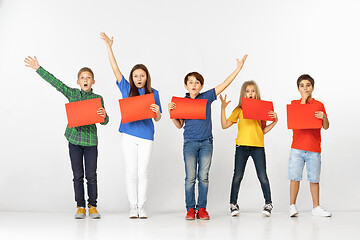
[128,64,153,97]
[235,80,261,109]
[77,67,94,79]
[297,74,314,88]
[184,72,204,86]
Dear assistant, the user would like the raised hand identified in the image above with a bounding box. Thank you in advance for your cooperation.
[100,32,113,47]
[236,54,248,71]
[24,56,40,70]
[219,94,231,109]
[97,107,107,118]
[168,102,176,113]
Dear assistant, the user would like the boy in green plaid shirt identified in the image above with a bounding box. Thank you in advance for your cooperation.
[25,56,109,219]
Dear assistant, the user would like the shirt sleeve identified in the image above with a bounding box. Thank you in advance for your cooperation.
[205,88,217,104]
[116,75,130,98]
[36,66,75,99]
[153,90,162,113]
[228,108,241,123]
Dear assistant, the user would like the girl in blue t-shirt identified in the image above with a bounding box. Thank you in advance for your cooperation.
[101,32,162,219]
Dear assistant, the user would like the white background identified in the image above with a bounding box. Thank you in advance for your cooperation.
[0,0,359,213]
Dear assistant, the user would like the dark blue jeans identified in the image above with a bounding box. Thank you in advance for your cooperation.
[230,145,272,205]
[68,142,98,207]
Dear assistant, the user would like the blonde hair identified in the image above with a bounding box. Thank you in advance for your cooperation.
[235,80,261,109]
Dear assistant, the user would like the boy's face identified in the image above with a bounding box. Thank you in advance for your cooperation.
[245,85,257,98]
[77,71,95,92]
[132,69,147,89]
[298,79,314,98]
[185,76,203,97]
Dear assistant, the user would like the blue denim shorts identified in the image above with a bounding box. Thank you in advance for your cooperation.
[288,148,321,183]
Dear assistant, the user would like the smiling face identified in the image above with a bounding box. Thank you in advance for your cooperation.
[185,76,203,98]
[77,71,95,92]
[298,79,314,98]
[245,85,257,98]
[132,68,147,89]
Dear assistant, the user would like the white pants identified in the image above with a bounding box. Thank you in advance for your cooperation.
[122,133,153,207]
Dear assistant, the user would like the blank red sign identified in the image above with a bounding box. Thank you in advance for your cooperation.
[170,97,207,119]
[65,98,104,128]
[119,93,156,124]
[287,104,322,129]
[242,97,275,121]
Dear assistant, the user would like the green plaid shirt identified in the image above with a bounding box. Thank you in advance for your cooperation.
[36,66,109,146]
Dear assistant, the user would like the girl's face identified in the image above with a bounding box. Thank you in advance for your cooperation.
[245,85,256,98]
[185,76,203,98]
[77,71,95,92]
[132,69,147,88]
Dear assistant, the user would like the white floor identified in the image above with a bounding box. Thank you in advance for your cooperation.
[0,211,359,240]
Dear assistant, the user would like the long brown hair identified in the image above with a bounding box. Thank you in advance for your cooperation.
[128,64,153,97]
[235,80,261,109]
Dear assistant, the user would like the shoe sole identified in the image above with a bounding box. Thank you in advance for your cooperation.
[197,216,210,220]
[290,212,299,217]
[75,216,85,219]
[312,213,332,217]
[262,211,271,217]
[129,216,139,219]
[231,211,239,217]
[139,217,148,219]
[185,217,195,220]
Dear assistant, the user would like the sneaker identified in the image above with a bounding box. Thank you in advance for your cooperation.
[129,205,138,219]
[75,206,86,219]
[197,208,210,220]
[230,203,240,217]
[262,203,273,217]
[88,204,101,219]
[289,204,299,217]
[185,208,196,220]
[312,206,332,217]
[138,206,148,219]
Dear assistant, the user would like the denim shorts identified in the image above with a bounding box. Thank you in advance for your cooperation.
[288,148,321,183]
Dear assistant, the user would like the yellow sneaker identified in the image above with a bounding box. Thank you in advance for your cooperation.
[75,207,86,219]
[88,204,101,219]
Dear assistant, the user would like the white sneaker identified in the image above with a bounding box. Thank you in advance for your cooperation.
[129,205,138,219]
[289,204,298,217]
[230,203,240,217]
[312,206,332,217]
[138,206,148,219]
[262,203,273,217]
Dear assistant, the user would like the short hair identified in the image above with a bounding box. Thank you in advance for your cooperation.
[297,74,314,88]
[184,72,204,86]
[77,67,94,79]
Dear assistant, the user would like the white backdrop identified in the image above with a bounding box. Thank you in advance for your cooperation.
[0,0,359,213]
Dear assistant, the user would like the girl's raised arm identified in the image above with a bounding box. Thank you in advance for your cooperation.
[100,32,123,83]
[220,94,234,129]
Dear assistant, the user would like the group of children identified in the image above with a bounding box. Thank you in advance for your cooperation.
[24,32,331,220]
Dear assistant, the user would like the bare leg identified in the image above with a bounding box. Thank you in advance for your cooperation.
[310,182,320,208]
[290,180,300,205]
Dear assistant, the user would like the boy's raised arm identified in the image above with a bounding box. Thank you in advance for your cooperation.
[100,32,123,83]
[215,55,248,96]
[24,56,73,98]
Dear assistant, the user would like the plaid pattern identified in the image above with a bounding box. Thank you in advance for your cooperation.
[36,66,109,146]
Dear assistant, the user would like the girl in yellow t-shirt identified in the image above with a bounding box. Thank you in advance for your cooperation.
[220,80,278,217]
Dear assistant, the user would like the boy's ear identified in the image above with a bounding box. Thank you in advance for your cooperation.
[184,84,188,90]
[77,79,80,85]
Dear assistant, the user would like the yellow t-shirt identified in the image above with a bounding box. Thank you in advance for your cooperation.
[228,108,264,147]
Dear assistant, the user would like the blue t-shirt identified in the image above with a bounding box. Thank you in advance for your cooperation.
[183,88,217,140]
[116,76,162,141]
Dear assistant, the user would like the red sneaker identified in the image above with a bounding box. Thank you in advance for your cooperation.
[185,208,196,220]
[197,208,210,220]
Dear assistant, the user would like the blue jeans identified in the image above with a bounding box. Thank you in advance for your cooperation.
[230,145,272,204]
[68,142,98,207]
[183,138,213,211]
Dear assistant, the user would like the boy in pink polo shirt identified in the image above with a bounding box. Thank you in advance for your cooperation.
[288,74,331,217]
